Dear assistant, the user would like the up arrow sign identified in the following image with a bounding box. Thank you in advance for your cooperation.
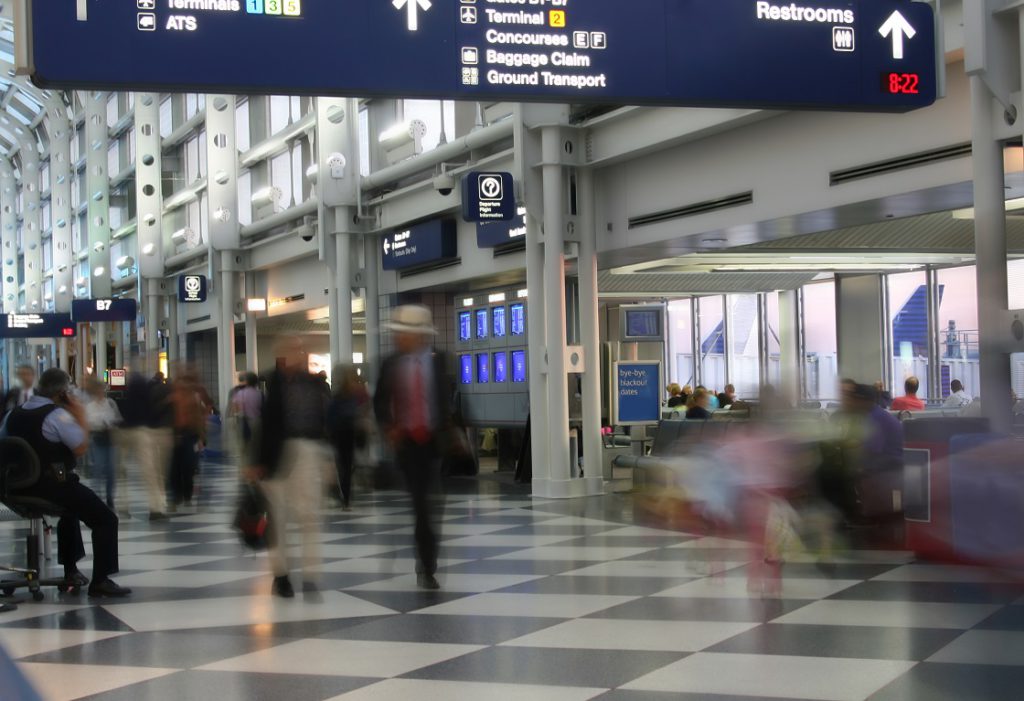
[878,10,916,60]
[392,0,432,32]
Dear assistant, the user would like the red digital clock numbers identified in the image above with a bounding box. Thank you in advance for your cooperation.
[884,73,920,95]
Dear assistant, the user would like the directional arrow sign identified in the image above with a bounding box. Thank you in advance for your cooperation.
[392,0,431,32]
[879,10,916,60]
[383,238,391,255]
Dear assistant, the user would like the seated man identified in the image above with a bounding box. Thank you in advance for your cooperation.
[943,379,972,409]
[717,384,737,409]
[890,376,926,412]
[1,369,130,598]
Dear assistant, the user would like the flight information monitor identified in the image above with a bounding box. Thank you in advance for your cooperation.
[460,354,473,385]
[510,303,526,337]
[29,1,936,112]
[492,306,507,339]
[0,313,76,339]
[512,350,528,383]
[494,351,508,383]
[621,305,665,342]
[476,353,490,384]
[458,311,472,343]
[475,309,488,340]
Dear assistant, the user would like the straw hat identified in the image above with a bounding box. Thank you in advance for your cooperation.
[386,304,438,335]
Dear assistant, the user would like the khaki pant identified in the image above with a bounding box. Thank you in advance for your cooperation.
[120,426,172,513]
[264,438,330,581]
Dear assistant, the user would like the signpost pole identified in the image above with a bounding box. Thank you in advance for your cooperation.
[335,225,354,365]
[95,323,107,384]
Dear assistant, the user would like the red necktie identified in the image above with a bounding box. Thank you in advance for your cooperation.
[410,358,429,444]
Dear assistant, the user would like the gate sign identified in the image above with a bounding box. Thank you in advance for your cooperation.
[178,275,208,304]
[72,298,138,323]
[382,219,458,271]
[462,172,516,222]
[29,1,935,112]
[0,313,76,339]
[614,361,662,426]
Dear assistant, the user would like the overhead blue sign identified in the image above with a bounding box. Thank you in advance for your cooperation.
[382,219,458,271]
[30,1,935,112]
[71,298,138,323]
[0,314,76,339]
[477,207,527,248]
[462,172,516,222]
[178,275,208,304]
[615,361,662,425]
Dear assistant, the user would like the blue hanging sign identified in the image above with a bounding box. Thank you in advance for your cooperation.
[178,275,208,304]
[382,219,458,271]
[462,172,516,222]
[614,361,663,425]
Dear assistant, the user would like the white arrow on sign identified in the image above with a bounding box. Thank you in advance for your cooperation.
[392,0,432,32]
[383,238,391,255]
[878,10,916,60]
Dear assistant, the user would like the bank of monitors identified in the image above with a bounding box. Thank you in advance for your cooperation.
[493,351,508,384]
[459,311,472,343]
[454,296,527,393]
[510,302,526,337]
[475,309,488,340]
[476,353,490,384]
[511,350,527,384]
[492,305,507,339]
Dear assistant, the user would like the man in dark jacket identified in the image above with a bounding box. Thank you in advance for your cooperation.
[255,338,332,598]
[1,369,130,597]
[374,305,452,590]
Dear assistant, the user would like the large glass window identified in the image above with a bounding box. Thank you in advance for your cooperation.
[236,99,251,153]
[667,299,694,387]
[359,107,370,176]
[698,295,726,394]
[270,150,292,209]
[184,135,201,184]
[107,142,120,177]
[764,291,782,389]
[726,294,760,398]
[269,96,291,134]
[290,140,304,205]
[889,270,929,400]
[402,100,456,152]
[159,97,173,138]
[237,170,252,226]
[803,281,837,400]
[937,266,979,401]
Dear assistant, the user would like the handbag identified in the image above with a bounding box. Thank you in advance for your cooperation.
[233,482,271,551]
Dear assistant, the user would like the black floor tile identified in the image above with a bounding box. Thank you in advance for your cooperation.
[322,614,560,645]
[402,646,686,688]
[588,597,811,623]
[722,562,903,581]
[486,525,617,537]
[345,589,474,613]
[0,605,134,632]
[561,535,695,548]
[706,623,963,661]
[493,575,697,597]
[440,558,600,576]
[168,616,389,640]
[826,580,1024,605]
[74,670,378,701]
[867,662,1024,701]
[594,691,811,701]
[976,605,1024,630]
[621,547,757,563]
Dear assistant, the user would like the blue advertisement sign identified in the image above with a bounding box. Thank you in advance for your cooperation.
[71,298,138,323]
[615,361,662,425]
[382,219,458,271]
[178,275,208,304]
[477,207,527,249]
[462,172,516,222]
[31,1,935,112]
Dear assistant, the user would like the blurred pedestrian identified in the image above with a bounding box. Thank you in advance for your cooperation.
[374,305,452,590]
[84,378,122,509]
[328,365,369,510]
[3,365,37,415]
[168,367,212,509]
[230,371,263,469]
[255,338,332,598]
[686,388,713,420]
[873,381,893,409]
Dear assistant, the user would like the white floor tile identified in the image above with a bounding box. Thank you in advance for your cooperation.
[18,662,179,701]
[101,590,397,632]
[928,630,1024,665]
[652,577,862,600]
[442,535,579,548]
[490,546,657,562]
[200,638,482,678]
[412,593,637,619]
[0,629,128,659]
[113,569,264,589]
[872,564,1022,583]
[528,517,623,528]
[584,526,682,538]
[774,600,1003,630]
[347,573,545,593]
[115,541,203,556]
[107,554,230,571]
[501,618,759,652]
[325,679,607,701]
[316,544,408,559]
[671,536,753,549]
[382,524,516,537]
[312,557,468,574]
[560,560,742,579]
[622,652,916,701]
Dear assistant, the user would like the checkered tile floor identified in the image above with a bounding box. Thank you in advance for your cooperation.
[1,459,1023,701]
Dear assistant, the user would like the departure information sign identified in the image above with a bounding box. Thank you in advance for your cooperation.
[0,314,77,339]
[30,1,935,111]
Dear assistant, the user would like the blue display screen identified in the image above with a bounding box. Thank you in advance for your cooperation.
[494,352,508,383]
[458,312,472,343]
[511,303,526,337]
[459,355,473,385]
[625,310,661,339]
[476,309,488,340]
[476,353,490,384]
[512,350,527,384]
[492,306,507,338]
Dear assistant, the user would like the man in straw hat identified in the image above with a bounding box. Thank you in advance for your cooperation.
[374,305,452,590]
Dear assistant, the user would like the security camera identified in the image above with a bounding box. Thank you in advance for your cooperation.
[433,172,456,197]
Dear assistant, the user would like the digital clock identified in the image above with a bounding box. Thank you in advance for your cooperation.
[883,73,920,95]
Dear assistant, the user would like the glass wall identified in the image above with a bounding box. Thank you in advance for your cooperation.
[667,299,694,387]
[802,281,837,400]
[888,270,929,400]
[727,293,760,398]
[937,266,979,400]
[765,291,782,388]
[698,296,726,394]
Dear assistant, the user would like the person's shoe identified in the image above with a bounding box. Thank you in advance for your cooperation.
[166,504,178,514]
[272,575,295,599]
[417,574,441,590]
[149,512,167,522]
[64,570,90,589]
[88,579,132,598]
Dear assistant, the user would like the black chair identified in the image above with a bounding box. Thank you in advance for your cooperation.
[0,436,72,601]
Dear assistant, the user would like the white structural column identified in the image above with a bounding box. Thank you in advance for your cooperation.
[135,92,165,371]
[778,289,802,405]
[525,212,548,488]
[576,168,604,484]
[836,274,886,386]
[1,159,17,385]
[363,235,381,385]
[206,95,241,409]
[19,134,43,315]
[970,74,1012,430]
[540,125,572,495]
[47,97,75,371]
[85,91,112,378]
